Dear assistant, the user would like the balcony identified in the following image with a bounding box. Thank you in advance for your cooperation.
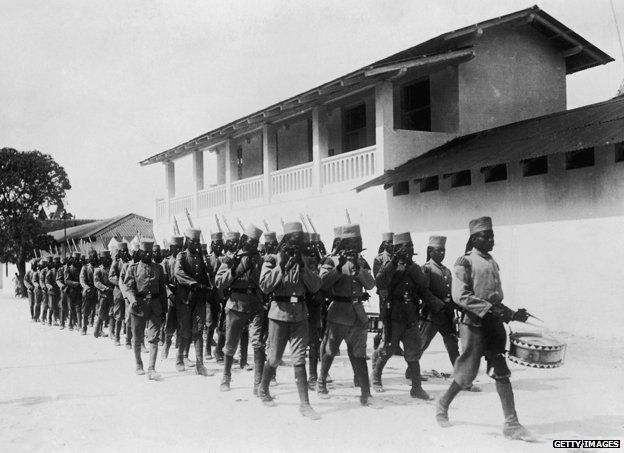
[156,145,379,221]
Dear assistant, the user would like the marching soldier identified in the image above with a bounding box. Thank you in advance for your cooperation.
[257,221,321,420]
[121,242,141,349]
[173,229,214,376]
[418,236,460,369]
[161,236,184,359]
[45,256,62,326]
[317,224,380,408]
[24,260,36,321]
[215,225,264,391]
[205,232,225,361]
[79,250,99,335]
[57,255,69,329]
[109,243,130,346]
[124,239,167,380]
[94,250,115,338]
[435,217,533,441]
[372,233,393,351]
[304,232,323,390]
[372,232,436,399]
[39,257,50,324]
[65,252,83,331]
[32,259,43,322]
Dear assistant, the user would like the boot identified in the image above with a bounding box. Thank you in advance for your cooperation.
[176,338,186,372]
[114,319,122,346]
[215,331,225,362]
[239,329,250,369]
[220,355,233,391]
[146,343,162,380]
[125,323,132,349]
[354,358,383,409]
[253,349,265,396]
[294,365,320,420]
[258,363,277,406]
[371,355,385,392]
[408,361,432,400]
[497,379,535,441]
[308,345,318,391]
[348,351,360,387]
[133,339,144,375]
[184,340,194,367]
[316,353,334,399]
[162,337,172,360]
[93,318,103,338]
[195,337,214,376]
[436,380,462,428]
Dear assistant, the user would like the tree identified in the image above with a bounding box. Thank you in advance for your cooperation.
[0,148,71,286]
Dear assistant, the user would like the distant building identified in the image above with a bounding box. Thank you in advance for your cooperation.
[140,6,618,336]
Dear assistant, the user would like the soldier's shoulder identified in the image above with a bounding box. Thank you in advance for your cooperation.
[454,254,472,268]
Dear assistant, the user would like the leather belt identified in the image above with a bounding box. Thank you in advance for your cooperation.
[273,295,303,303]
[332,296,362,303]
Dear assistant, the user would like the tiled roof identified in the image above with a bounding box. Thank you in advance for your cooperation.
[48,213,153,245]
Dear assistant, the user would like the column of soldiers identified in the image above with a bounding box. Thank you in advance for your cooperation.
[19,216,534,440]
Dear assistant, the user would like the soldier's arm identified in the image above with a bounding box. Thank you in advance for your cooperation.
[108,261,119,286]
[174,253,198,288]
[451,257,491,318]
[45,271,54,291]
[65,267,80,288]
[319,259,341,290]
[375,261,397,290]
[93,268,109,291]
[158,266,167,310]
[355,260,375,290]
[32,272,40,288]
[79,266,90,291]
[55,269,65,290]
[259,259,282,294]
[123,264,138,305]
[301,266,321,293]
[24,272,33,290]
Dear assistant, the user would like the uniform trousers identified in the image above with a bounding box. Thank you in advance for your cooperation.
[112,287,125,321]
[27,289,35,319]
[59,290,69,326]
[47,291,60,324]
[81,289,98,332]
[66,289,82,329]
[34,288,43,321]
[418,305,459,365]
[224,308,266,356]
[265,318,308,368]
[176,298,206,340]
[375,320,421,364]
[131,299,163,346]
[321,320,367,359]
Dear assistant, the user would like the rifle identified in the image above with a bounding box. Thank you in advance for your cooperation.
[215,214,223,233]
[280,217,285,229]
[263,219,270,232]
[299,213,309,232]
[236,217,245,232]
[345,209,351,224]
[222,216,233,232]
[173,216,181,235]
[306,214,318,234]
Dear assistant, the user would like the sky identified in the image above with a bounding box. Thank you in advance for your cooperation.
[1,0,623,219]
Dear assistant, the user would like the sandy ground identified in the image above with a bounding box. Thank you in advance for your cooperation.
[1,293,623,453]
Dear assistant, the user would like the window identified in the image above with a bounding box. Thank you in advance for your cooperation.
[482,164,507,183]
[393,180,410,196]
[447,170,471,188]
[344,104,367,152]
[419,176,439,192]
[522,156,548,176]
[615,142,624,162]
[307,118,313,162]
[236,145,243,179]
[400,78,431,131]
[565,147,594,170]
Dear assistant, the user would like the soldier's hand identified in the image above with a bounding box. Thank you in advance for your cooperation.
[391,254,400,266]
[490,304,514,323]
[512,308,529,323]
[358,256,370,271]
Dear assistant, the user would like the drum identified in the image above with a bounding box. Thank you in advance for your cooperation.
[507,332,566,369]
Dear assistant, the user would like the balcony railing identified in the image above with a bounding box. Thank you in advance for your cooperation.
[271,162,313,196]
[232,175,264,204]
[322,145,376,186]
[169,194,193,217]
[198,185,226,211]
[155,199,166,221]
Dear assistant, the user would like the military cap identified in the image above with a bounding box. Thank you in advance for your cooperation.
[428,236,447,248]
[340,224,361,239]
[225,231,240,241]
[210,232,222,242]
[382,232,394,242]
[333,226,342,237]
[119,242,129,251]
[264,231,277,242]
[153,244,161,251]
[170,236,184,246]
[139,239,154,252]
[469,216,493,235]
[394,232,412,245]
[200,243,208,252]
[303,232,311,242]
[310,232,320,242]
[283,222,303,234]
[185,228,202,241]
[99,250,111,258]
[244,224,263,241]
[46,255,53,262]
[72,251,81,259]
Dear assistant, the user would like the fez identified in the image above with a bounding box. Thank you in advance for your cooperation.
[394,232,412,245]
[382,232,394,242]
[333,226,342,237]
[310,232,320,242]
[200,244,208,252]
[264,231,277,242]
[225,231,240,241]
[139,239,154,252]
[185,228,202,241]
[244,224,263,241]
[119,242,129,251]
[210,232,222,242]
[72,251,81,259]
[428,236,447,248]
[469,216,493,235]
[303,232,311,242]
[283,222,303,234]
[153,244,161,251]
[340,224,361,239]
[99,250,111,258]
[170,236,184,246]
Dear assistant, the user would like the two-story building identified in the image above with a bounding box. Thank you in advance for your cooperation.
[141,6,616,335]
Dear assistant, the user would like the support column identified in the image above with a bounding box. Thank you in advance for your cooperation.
[262,125,277,204]
[192,150,204,215]
[375,81,394,171]
[165,161,175,218]
[312,106,328,192]
[224,140,233,210]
